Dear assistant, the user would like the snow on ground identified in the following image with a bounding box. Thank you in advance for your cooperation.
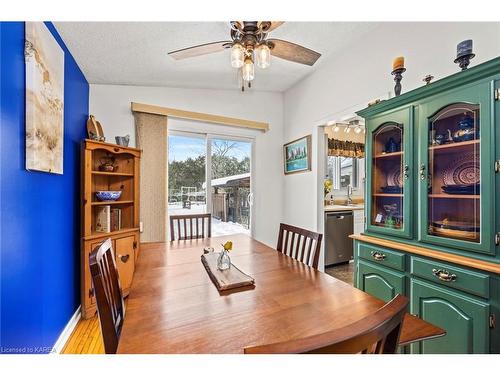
[168,203,250,237]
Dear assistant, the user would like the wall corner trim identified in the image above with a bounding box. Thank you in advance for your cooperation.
[51,306,82,354]
[131,102,269,132]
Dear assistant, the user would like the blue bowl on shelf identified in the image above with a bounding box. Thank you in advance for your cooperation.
[95,190,122,201]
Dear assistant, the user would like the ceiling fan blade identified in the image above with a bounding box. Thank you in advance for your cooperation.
[261,21,284,33]
[268,39,321,66]
[168,41,232,60]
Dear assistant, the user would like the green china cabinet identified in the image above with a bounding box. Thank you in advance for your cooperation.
[353,57,500,354]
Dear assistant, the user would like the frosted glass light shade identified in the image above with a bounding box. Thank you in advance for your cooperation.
[255,43,271,69]
[231,43,244,68]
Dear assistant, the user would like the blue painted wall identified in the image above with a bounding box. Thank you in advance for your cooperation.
[0,22,89,353]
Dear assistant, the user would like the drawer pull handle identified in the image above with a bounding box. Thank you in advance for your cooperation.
[120,254,130,263]
[370,251,386,261]
[432,268,457,282]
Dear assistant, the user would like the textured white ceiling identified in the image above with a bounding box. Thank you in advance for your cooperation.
[54,22,377,92]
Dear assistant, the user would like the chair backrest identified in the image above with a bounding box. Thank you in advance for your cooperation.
[244,294,409,354]
[276,223,323,269]
[169,213,212,241]
[89,238,125,354]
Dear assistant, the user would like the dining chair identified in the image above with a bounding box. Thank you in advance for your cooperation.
[276,223,323,269]
[244,294,409,354]
[169,213,212,241]
[89,238,125,354]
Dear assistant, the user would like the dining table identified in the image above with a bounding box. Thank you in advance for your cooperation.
[117,234,445,353]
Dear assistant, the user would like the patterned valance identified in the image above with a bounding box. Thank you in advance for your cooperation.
[328,138,365,158]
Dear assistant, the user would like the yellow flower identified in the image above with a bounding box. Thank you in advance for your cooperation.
[222,241,233,251]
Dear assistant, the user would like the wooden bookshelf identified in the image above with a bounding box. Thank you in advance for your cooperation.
[81,140,141,319]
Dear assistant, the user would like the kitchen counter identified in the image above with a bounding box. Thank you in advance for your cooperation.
[324,204,364,212]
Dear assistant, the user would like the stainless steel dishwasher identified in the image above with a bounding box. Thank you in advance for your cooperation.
[325,211,354,266]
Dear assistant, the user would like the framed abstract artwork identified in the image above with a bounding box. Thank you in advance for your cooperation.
[25,22,65,174]
[283,135,312,175]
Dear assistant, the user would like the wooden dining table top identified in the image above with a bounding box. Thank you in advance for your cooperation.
[117,234,445,354]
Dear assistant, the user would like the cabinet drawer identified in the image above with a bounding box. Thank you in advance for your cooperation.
[410,257,490,299]
[356,260,406,302]
[357,243,405,271]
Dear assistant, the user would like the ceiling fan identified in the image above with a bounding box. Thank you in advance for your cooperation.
[168,21,321,91]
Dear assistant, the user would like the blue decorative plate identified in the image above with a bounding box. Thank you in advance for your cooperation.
[442,152,480,186]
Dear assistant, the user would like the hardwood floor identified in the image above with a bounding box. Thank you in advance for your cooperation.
[62,313,104,354]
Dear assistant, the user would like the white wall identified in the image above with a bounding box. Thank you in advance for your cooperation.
[283,22,500,234]
[90,84,284,247]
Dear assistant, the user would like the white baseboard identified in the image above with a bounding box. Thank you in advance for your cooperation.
[52,305,81,354]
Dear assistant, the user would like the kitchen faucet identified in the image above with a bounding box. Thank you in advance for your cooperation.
[346,185,353,205]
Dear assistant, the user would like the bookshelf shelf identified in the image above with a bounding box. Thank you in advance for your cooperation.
[91,200,134,206]
[84,227,140,241]
[91,171,134,177]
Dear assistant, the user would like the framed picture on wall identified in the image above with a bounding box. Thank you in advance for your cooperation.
[283,135,312,175]
[25,22,65,174]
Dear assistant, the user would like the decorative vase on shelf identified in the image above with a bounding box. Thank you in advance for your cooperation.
[385,137,398,153]
[217,241,233,270]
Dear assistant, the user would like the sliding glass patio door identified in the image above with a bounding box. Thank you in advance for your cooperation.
[168,131,253,237]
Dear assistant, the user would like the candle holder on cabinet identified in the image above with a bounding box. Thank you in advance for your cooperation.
[391,67,406,96]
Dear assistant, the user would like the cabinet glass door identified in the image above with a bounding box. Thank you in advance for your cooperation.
[427,104,480,242]
[418,83,494,254]
[366,107,413,239]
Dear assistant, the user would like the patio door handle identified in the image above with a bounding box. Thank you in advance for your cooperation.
[247,192,254,206]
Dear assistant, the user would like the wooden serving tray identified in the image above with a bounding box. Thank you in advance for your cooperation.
[201,252,255,291]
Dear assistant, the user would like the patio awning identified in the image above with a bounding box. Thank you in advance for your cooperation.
[202,172,250,189]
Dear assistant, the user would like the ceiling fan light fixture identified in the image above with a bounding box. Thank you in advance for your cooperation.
[242,55,255,81]
[231,43,245,68]
[344,125,351,134]
[255,43,271,69]
[333,124,340,132]
[354,125,362,134]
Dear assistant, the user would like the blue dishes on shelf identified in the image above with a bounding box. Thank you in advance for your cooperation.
[431,220,479,232]
[441,183,479,195]
[95,190,122,201]
[452,113,478,142]
[381,186,403,194]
